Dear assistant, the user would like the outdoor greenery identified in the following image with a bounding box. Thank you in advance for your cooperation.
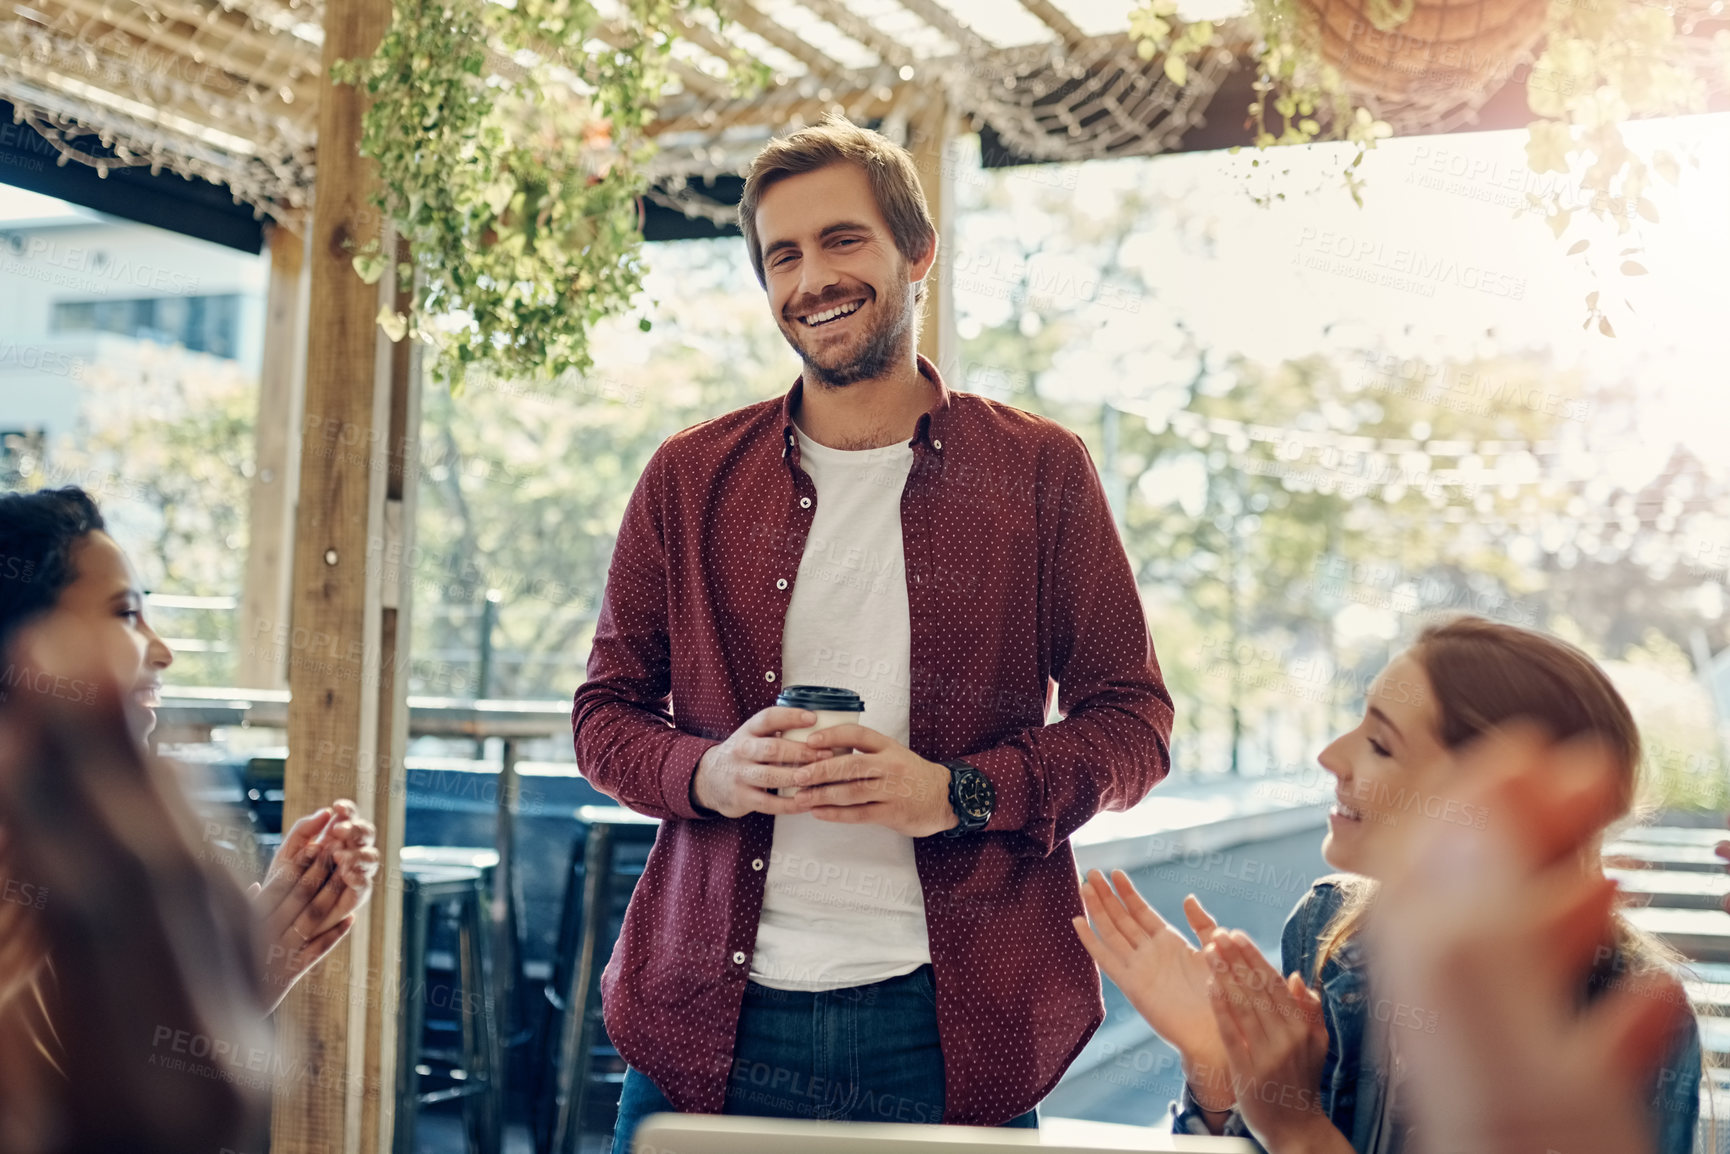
[1129,0,1394,204]
[1128,0,1730,310]
[334,0,766,384]
[21,136,1728,807]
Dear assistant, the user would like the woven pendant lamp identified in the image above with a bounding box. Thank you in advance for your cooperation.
[1293,0,1551,129]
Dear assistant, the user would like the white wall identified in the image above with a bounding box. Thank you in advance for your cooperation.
[0,195,267,441]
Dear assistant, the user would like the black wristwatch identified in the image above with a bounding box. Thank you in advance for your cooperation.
[941,759,995,837]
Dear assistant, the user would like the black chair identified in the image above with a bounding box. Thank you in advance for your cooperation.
[396,862,503,1154]
[240,754,286,833]
[533,807,660,1154]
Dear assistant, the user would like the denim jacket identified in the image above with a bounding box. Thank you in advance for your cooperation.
[1173,877,1702,1154]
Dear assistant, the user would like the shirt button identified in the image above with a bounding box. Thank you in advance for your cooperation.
[751,858,765,871]
[776,578,788,590]
[764,670,777,683]
[933,439,943,449]
[799,497,812,509]
[732,950,747,965]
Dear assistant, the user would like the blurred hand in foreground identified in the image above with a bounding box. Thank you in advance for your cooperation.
[1368,727,1688,1154]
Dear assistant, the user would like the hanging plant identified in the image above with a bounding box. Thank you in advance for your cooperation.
[1522,0,1728,335]
[1133,0,1726,329]
[1131,0,1395,205]
[333,0,768,386]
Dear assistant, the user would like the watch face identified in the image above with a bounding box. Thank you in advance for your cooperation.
[957,769,993,819]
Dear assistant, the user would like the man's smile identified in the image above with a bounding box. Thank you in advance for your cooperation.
[796,298,866,327]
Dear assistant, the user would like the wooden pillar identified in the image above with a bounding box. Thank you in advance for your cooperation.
[238,222,310,689]
[909,94,957,378]
[272,0,410,1142]
[360,234,419,1154]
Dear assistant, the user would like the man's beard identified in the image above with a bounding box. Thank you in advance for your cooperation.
[784,278,914,390]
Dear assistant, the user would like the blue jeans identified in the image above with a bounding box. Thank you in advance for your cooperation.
[610,965,1038,1153]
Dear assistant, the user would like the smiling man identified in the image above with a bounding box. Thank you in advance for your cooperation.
[573,114,1174,1151]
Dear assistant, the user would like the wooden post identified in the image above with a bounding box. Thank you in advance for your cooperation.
[272,0,408,1143]
[909,94,957,378]
[238,222,310,689]
[360,233,419,1154]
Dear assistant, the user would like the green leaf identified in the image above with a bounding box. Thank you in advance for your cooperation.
[353,252,387,285]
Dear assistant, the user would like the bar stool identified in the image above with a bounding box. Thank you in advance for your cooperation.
[395,862,502,1154]
[401,845,499,884]
[400,845,533,1103]
[534,806,660,1154]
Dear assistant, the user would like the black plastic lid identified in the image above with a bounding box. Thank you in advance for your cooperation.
[775,685,864,712]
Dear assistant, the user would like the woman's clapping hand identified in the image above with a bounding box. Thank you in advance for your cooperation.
[1203,930,1348,1154]
[251,799,380,1012]
[1071,869,1232,1095]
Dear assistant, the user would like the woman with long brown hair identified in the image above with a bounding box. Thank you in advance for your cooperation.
[0,486,378,1007]
[0,486,383,1150]
[1074,615,1702,1154]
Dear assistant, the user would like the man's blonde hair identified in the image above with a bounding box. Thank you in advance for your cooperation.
[738,113,936,307]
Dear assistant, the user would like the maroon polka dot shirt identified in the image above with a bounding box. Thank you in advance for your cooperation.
[572,356,1174,1126]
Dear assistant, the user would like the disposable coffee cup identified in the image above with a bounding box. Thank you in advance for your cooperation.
[775,685,864,796]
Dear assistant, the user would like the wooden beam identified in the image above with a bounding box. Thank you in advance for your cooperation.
[32,0,320,108]
[908,92,954,375]
[893,0,992,57]
[1014,0,1085,51]
[359,232,419,1154]
[650,71,906,135]
[237,221,309,689]
[272,0,400,1144]
[719,0,851,81]
[799,0,916,72]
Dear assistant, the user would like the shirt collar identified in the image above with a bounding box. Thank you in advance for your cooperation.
[779,354,953,463]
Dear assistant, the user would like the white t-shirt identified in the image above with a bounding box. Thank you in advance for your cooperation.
[749,424,931,991]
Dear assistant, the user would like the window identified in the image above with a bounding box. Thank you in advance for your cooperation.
[0,429,44,487]
[50,293,241,359]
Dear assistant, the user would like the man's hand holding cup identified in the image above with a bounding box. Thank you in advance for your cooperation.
[794,725,957,839]
[691,706,832,819]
